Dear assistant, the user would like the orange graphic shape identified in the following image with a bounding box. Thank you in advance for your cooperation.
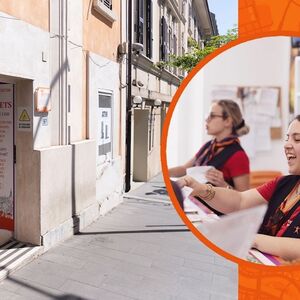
[161,34,300,300]
[239,0,300,37]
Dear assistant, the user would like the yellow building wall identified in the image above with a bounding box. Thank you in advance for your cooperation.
[83,0,120,61]
[82,0,121,139]
[0,0,49,31]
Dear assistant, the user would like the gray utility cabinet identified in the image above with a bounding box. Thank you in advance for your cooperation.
[133,108,161,182]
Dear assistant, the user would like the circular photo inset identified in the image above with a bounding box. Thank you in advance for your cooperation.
[164,36,300,266]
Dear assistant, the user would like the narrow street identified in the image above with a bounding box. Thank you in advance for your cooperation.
[0,178,237,299]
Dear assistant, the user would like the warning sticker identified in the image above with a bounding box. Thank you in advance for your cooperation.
[19,109,30,122]
[17,107,31,131]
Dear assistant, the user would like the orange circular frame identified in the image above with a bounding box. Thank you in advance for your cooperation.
[161,32,300,270]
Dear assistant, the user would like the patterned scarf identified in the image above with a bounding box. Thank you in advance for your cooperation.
[195,135,240,166]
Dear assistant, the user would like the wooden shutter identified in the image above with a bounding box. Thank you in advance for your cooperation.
[146,0,153,58]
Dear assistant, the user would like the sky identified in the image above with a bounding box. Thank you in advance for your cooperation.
[207,0,238,35]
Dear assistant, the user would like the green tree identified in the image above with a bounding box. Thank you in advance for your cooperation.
[168,27,238,73]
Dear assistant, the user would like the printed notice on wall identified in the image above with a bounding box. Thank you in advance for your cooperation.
[0,83,14,231]
[17,107,32,131]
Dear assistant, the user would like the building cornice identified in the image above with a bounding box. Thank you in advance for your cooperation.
[193,0,214,36]
[132,54,181,87]
[167,0,181,20]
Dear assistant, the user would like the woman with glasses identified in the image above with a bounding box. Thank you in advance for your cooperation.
[177,115,300,261]
[169,99,250,192]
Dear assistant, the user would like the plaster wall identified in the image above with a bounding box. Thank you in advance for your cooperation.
[167,71,205,167]
[83,0,120,61]
[68,0,84,142]
[0,0,49,31]
[88,52,123,212]
[15,81,41,245]
[40,146,72,234]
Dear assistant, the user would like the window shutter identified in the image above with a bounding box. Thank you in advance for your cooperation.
[160,17,164,60]
[136,0,144,44]
[173,34,177,56]
[164,17,168,61]
[146,0,153,58]
[160,16,168,61]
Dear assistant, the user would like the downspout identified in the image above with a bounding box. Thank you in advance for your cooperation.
[125,0,132,192]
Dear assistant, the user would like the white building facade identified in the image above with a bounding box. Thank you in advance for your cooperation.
[0,0,124,249]
[0,0,215,249]
[124,0,214,182]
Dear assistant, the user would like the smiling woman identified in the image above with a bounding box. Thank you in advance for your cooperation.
[177,115,300,261]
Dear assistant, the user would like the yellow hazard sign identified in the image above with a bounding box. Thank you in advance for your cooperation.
[19,109,30,122]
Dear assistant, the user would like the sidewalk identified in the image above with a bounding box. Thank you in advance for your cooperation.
[0,177,238,299]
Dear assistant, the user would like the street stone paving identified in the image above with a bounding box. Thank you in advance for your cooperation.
[0,191,237,299]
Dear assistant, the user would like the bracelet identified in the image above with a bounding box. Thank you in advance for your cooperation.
[197,183,216,201]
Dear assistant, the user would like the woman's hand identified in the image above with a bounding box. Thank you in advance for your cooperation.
[176,175,207,197]
[205,168,227,187]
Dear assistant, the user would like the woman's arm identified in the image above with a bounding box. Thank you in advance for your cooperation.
[168,158,195,178]
[177,175,266,214]
[205,169,250,191]
[232,174,250,191]
[253,234,300,261]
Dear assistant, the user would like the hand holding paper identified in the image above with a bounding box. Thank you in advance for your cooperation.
[186,166,215,183]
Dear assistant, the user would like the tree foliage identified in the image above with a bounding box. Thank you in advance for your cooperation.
[168,27,238,73]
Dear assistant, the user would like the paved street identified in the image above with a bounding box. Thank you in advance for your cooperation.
[0,182,238,299]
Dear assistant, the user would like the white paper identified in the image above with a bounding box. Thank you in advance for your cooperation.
[197,204,267,259]
[255,115,272,151]
[257,88,279,117]
[184,197,220,223]
[181,186,193,199]
[211,86,239,101]
[186,166,215,183]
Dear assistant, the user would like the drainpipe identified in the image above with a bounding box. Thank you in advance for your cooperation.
[125,0,132,192]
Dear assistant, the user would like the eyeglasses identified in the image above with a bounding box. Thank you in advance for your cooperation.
[206,112,225,121]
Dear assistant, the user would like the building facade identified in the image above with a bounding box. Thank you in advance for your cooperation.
[126,0,214,182]
[0,0,216,248]
[0,0,124,248]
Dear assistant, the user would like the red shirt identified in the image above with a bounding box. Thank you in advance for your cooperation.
[256,176,300,237]
[257,177,282,201]
[219,150,250,181]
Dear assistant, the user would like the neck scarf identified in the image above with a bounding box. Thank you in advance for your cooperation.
[196,135,240,166]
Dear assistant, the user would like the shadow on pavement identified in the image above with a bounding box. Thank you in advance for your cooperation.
[77,228,190,235]
[7,276,88,300]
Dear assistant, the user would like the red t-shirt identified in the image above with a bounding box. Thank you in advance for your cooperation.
[219,150,250,181]
[256,176,300,237]
[256,176,282,201]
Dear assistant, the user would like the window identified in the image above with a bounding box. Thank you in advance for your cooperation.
[97,91,113,160]
[135,0,153,59]
[168,26,172,54]
[101,0,112,10]
[93,0,116,22]
[160,16,168,61]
